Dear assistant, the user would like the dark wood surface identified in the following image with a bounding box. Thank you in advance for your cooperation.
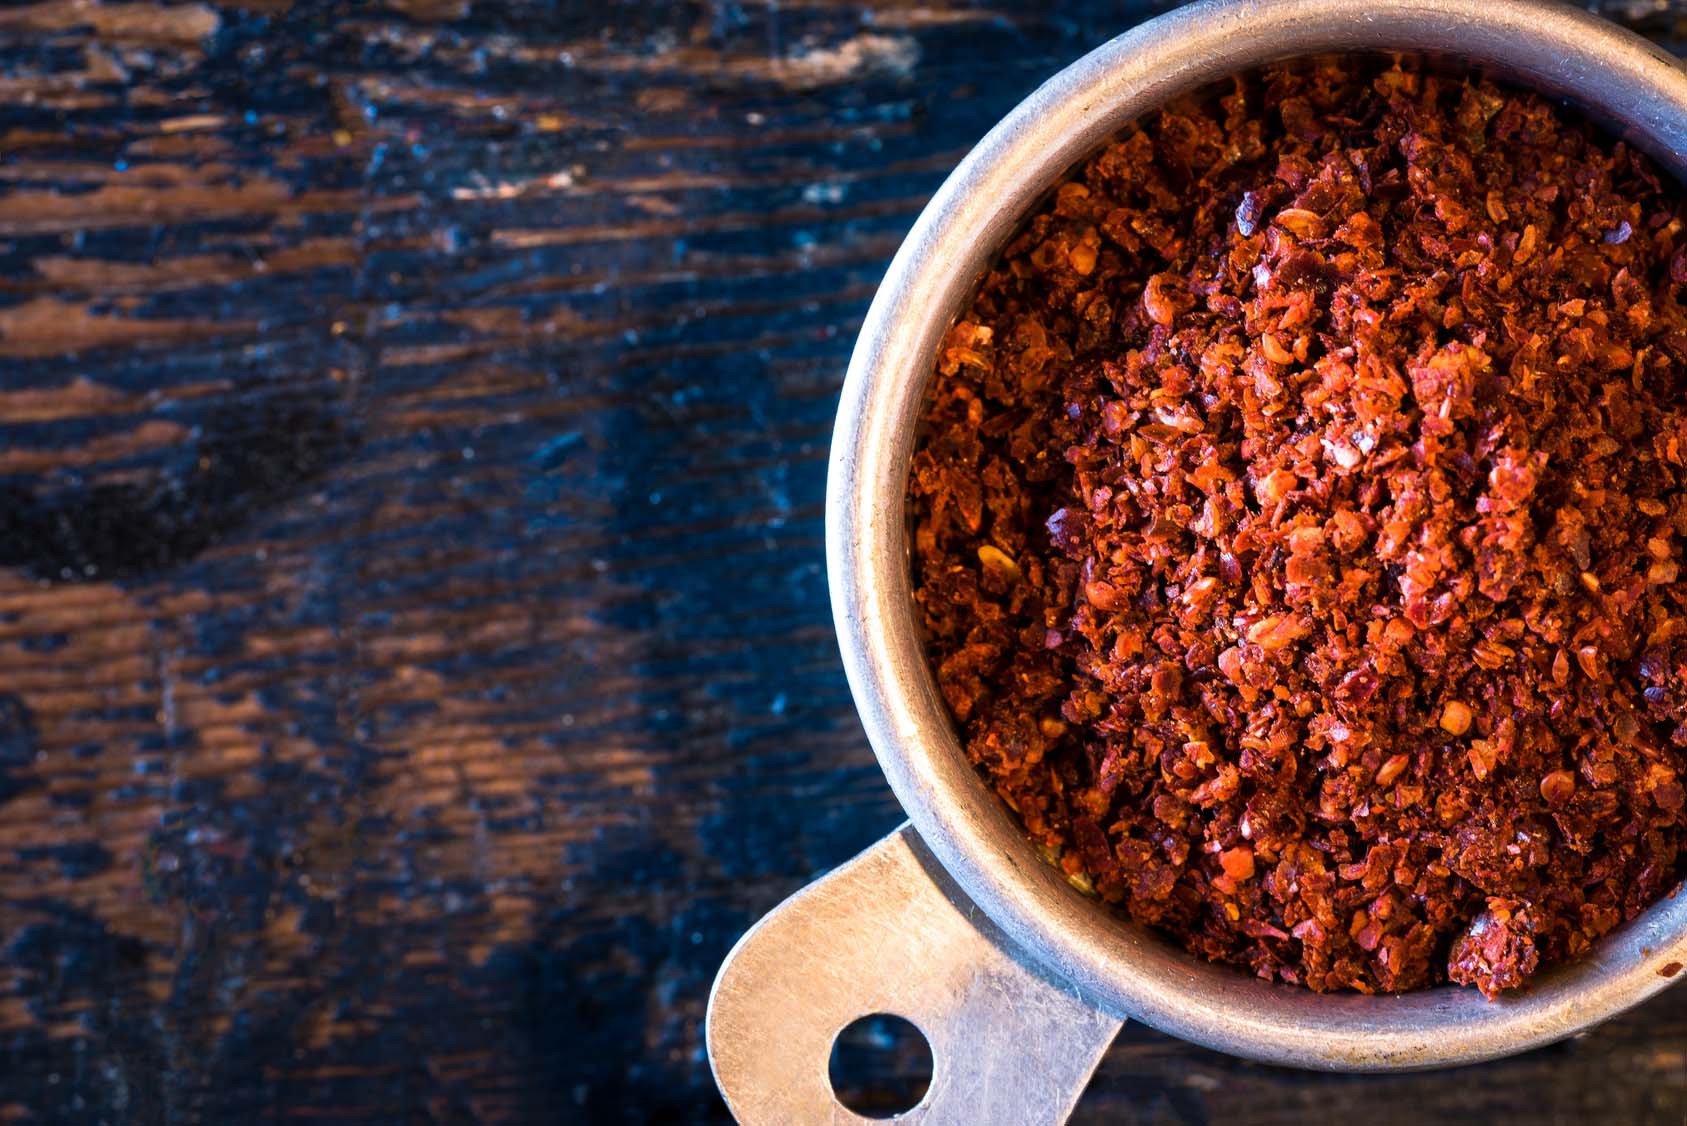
[0,1,1684,1122]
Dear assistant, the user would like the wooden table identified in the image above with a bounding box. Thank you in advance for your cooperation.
[0,1,1683,1121]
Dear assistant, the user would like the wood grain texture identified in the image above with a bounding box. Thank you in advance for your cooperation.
[0,1,1683,1122]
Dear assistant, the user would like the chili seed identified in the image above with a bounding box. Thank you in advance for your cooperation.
[1439,701,1474,736]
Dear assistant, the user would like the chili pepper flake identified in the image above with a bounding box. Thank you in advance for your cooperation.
[908,59,1687,998]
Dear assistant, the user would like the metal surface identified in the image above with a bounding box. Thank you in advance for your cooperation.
[713,0,1687,1117]
[707,825,1123,1124]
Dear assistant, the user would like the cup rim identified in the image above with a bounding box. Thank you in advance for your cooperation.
[826,0,1687,1071]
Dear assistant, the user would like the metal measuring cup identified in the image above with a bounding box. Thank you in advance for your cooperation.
[709,2,1687,1120]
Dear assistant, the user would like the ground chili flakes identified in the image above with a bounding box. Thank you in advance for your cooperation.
[908,58,1687,997]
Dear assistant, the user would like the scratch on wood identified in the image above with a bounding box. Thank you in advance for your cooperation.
[31,240,359,294]
[0,180,382,237]
[0,419,190,474]
[386,0,472,18]
[0,297,255,358]
[0,378,144,423]
[776,32,922,87]
[449,169,578,201]
[0,0,220,47]
[521,32,923,90]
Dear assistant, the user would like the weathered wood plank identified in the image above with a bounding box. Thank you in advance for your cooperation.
[0,1,1682,1122]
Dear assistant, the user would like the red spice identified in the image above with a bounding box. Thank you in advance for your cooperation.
[909,59,1687,997]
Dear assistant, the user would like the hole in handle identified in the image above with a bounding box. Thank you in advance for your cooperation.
[828,1013,934,1119]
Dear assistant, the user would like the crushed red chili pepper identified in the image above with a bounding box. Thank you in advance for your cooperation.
[909,58,1687,997]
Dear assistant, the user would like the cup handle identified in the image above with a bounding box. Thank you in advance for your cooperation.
[707,823,1124,1124]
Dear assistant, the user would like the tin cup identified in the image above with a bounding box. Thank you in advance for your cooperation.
[708,2,1687,1121]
